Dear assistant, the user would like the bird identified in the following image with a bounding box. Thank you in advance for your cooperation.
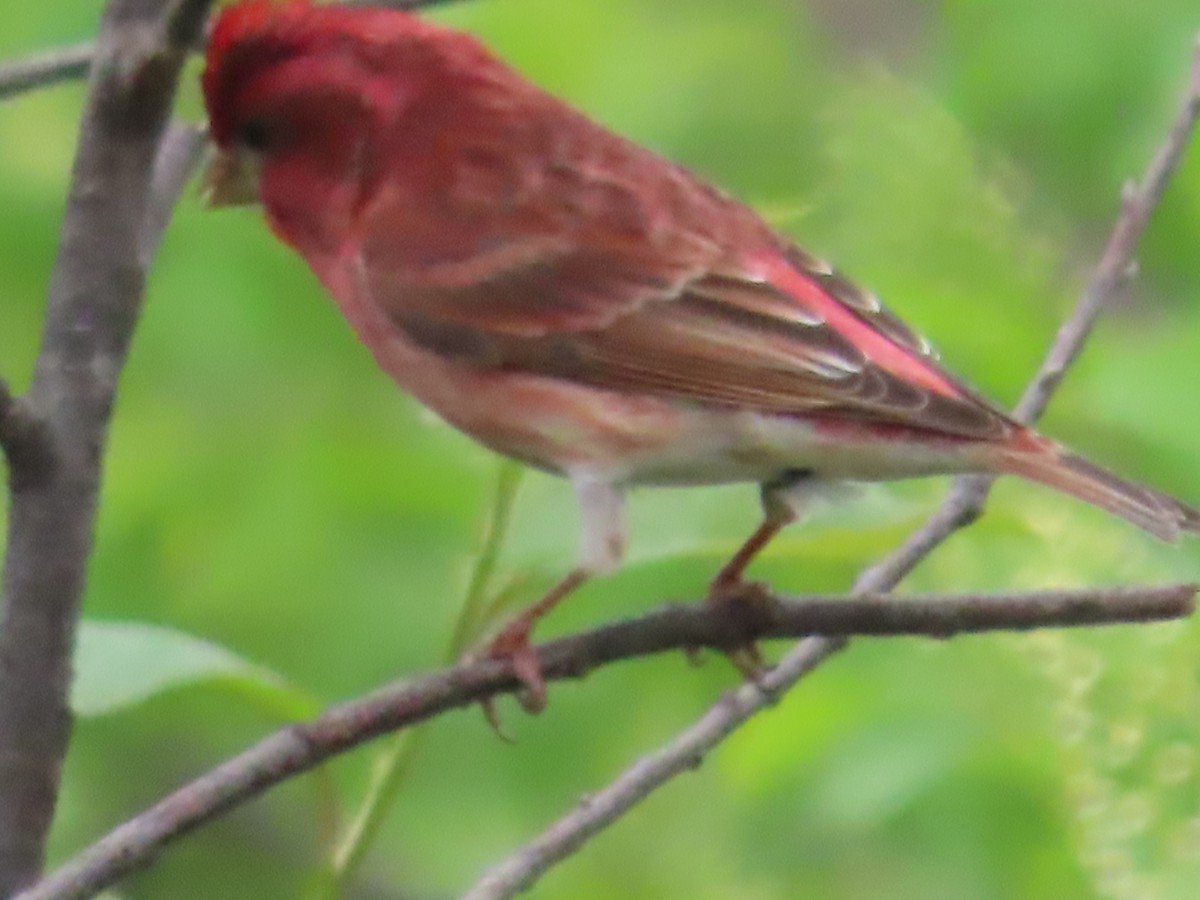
[201,0,1199,708]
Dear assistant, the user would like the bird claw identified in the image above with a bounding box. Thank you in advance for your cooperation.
[480,697,517,743]
[706,575,772,606]
[506,639,548,714]
[704,576,773,684]
[474,621,548,739]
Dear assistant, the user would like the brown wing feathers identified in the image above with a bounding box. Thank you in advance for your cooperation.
[363,110,1016,442]
[383,254,1014,442]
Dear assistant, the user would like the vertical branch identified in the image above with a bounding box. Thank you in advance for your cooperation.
[0,0,213,893]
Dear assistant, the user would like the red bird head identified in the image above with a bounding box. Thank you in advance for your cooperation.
[201,0,515,214]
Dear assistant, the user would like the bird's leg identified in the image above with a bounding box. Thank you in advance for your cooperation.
[485,568,589,715]
[706,469,815,676]
[709,469,814,600]
[707,517,792,601]
[483,475,625,722]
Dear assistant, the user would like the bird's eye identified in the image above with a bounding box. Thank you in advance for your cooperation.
[239,118,270,151]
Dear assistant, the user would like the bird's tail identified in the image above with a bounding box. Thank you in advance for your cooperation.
[995,443,1200,543]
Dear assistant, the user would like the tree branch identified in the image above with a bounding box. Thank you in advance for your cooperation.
[138,121,208,266]
[0,0,216,893]
[20,583,1195,900]
[1013,36,1200,426]
[463,36,1200,900]
[857,36,1200,593]
[0,42,93,103]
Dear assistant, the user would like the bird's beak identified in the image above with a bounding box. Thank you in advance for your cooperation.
[202,145,262,208]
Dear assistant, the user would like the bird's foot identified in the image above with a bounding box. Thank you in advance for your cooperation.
[474,618,547,740]
[704,575,773,684]
[706,574,772,606]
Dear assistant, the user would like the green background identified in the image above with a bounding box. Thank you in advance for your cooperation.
[3,0,1200,897]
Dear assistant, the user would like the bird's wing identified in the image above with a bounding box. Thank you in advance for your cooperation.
[351,141,1015,443]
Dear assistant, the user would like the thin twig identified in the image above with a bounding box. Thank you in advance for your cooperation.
[20,583,1195,900]
[856,37,1200,594]
[1013,35,1200,426]
[463,38,1200,900]
[0,42,93,103]
[0,0,469,104]
[138,122,209,266]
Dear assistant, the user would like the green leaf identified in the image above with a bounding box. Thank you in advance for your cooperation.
[71,620,317,720]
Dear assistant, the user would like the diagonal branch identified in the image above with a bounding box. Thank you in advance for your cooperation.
[1013,35,1200,427]
[138,121,209,265]
[19,583,1195,900]
[463,35,1200,900]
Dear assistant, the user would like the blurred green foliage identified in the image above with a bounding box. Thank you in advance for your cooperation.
[3,0,1200,897]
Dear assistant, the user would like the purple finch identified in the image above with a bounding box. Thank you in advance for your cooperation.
[202,0,1199,702]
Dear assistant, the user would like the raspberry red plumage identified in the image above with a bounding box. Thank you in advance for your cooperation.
[202,0,1199,696]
